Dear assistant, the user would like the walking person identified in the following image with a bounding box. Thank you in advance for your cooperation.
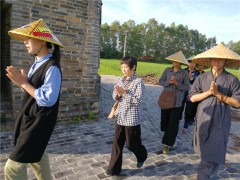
[182,56,200,134]
[159,51,190,154]
[4,19,63,180]
[105,56,148,176]
[189,43,240,179]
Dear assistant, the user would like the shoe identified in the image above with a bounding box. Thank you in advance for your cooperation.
[104,171,120,177]
[136,162,144,168]
[182,128,188,134]
[162,145,169,154]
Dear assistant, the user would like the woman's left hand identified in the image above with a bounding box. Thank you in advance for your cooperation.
[6,66,29,88]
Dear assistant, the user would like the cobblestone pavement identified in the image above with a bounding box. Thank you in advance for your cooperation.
[1,75,240,180]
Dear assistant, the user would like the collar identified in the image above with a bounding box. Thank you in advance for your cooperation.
[171,66,182,73]
[34,53,52,63]
[121,73,137,83]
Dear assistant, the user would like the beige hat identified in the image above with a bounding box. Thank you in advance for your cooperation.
[187,55,195,61]
[8,19,63,48]
[165,51,189,66]
[192,43,240,67]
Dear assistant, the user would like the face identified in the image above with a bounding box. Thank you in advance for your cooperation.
[189,61,196,69]
[24,38,44,55]
[197,65,204,71]
[172,61,181,68]
[121,63,135,77]
[210,58,226,70]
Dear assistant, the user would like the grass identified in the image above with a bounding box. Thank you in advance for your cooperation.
[99,58,240,79]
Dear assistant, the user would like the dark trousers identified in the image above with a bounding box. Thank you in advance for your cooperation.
[161,107,182,147]
[183,101,198,129]
[107,123,148,175]
[179,91,188,120]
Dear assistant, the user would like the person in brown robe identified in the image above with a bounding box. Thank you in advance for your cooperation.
[189,43,240,180]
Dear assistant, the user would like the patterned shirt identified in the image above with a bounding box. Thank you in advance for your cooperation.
[113,73,145,126]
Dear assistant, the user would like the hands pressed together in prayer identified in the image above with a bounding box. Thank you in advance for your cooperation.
[114,85,127,97]
[6,66,28,88]
[169,76,178,86]
[209,81,219,96]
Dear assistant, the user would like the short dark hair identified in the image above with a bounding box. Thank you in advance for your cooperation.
[120,56,137,71]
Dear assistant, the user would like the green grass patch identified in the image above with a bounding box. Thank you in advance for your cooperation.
[99,58,240,79]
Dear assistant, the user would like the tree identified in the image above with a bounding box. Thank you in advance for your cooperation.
[100,19,219,60]
[227,41,240,55]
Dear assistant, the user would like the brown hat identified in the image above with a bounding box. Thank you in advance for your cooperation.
[8,19,63,48]
[165,51,189,66]
[192,43,240,67]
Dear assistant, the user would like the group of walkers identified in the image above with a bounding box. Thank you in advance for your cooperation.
[4,18,240,180]
[158,46,240,179]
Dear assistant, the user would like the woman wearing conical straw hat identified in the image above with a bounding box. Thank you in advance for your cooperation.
[159,51,190,154]
[189,43,240,180]
[5,19,63,180]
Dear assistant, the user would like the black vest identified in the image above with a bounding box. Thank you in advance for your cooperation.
[10,58,61,163]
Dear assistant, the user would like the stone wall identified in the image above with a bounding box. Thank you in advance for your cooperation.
[1,0,102,122]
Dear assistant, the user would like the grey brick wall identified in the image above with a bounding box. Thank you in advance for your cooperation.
[2,0,102,122]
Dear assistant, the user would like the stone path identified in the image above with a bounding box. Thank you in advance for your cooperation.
[0,75,240,180]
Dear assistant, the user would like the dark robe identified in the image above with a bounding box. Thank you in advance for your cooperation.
[189,69,240,164]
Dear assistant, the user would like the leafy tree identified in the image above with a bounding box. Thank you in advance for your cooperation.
[100,19,221,60]
[227,41,240,55]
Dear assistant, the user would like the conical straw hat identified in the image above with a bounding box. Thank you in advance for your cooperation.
[187,55,195,61]
[192,43,240,68]
[165,51,189,66]
[8,19,63,48]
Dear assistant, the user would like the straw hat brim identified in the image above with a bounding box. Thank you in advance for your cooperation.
[165,58,190,66]
[192,58,240,68]
[165,51,189,66]
[192,43,240,68]
[8,31,64,48]
[8,19,64,48]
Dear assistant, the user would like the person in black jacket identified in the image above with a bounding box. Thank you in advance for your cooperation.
[4,19,63,180]
[182,57,200,134]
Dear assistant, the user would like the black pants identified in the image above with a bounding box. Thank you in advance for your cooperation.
[179,91,188,120]
[184,101,198,128]
[107,123,148,175]
[161,107,182,147]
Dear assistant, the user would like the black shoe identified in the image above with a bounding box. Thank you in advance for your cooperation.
[136,162,144,168]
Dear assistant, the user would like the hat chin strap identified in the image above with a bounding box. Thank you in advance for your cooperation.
[34,44,43,56]
[213,61,226,82]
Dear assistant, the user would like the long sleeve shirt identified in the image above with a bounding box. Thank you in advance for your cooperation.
[113,73,145,126]
[159,67,190,107]
[28,53,61,107]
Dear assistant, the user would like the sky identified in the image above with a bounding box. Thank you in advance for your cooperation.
[101,0,240,44]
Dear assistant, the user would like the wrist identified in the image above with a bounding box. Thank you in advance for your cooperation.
[21,83,28,90]
[218,93,228,102]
